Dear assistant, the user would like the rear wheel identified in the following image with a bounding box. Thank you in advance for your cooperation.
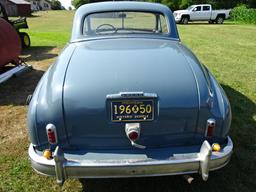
[19,32,31,48]
[181,17,189,24]
[216,16,224,24]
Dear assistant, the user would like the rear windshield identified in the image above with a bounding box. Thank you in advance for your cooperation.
[83,11,169,36]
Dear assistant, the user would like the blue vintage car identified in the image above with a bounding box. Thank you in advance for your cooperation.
[27,1,233,185]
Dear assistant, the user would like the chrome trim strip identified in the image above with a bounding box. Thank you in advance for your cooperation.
[106,92,158,99]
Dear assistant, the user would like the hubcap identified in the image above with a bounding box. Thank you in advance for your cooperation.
[217,18,223,24]
[24,35,30,46]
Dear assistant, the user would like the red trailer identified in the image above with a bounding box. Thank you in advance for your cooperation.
[0,17,31,83]
[0,18,21,66]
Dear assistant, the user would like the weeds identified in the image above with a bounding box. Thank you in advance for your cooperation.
[231,5,256,24]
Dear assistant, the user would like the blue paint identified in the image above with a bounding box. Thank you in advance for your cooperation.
[27,2,231,152]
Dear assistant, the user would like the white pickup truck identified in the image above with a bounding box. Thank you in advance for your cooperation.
[173,4,231,24]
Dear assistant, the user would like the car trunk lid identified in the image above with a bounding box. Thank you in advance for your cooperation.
[63,38,200,149]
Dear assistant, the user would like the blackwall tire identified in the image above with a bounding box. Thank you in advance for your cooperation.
[216,17,224,24]
[181,17,189,24]
[19,32,31,48]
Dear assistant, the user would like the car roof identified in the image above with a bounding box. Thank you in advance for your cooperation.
[70,1,179,42]
[193,4,211,6]
[76,1,172,13]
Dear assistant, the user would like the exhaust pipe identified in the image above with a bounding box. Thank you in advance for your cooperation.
[183,175,194,184]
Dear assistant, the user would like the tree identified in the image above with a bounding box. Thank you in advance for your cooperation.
[249,0,256,8]
[72,0,90,9]
[161,0,181,10]
[51,0,62,10]
[148,0,256,9]
[71,0,256,9]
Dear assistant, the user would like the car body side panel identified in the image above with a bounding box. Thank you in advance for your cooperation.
[178,44,231,141]
[28,44,77,149]
[208,73,231,138]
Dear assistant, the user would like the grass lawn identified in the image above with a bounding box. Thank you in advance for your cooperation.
[0,10,255,192]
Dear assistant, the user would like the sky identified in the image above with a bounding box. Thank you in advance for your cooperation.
[59,0,73,10]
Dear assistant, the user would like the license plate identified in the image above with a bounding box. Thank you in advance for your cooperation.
[111,100,154,122]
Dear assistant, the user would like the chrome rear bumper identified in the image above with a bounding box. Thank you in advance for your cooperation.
[29,137,233,185]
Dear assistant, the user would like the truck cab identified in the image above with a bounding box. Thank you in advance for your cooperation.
[189,4,212,21]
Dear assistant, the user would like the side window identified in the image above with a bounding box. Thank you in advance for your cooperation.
[159,14,168,33]
[203,6,210,11]
[83,16,89,34]
[194,6,201,12]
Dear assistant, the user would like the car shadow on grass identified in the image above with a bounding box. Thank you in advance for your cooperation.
[22,46,58,62]
[80,84,256,192]
[0,68,44,106]
[0,46,58,106]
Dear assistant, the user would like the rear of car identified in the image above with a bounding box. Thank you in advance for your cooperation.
[27,2,233,185]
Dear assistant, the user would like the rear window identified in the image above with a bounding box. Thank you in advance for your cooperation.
[83,11,169,36]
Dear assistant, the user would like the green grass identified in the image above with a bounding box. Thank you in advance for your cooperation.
[21,11,74,47]
[0,11,255,192]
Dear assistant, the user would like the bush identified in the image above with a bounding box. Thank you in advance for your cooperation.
[231,5,256,24]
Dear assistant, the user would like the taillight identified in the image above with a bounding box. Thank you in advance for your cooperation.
[206,119,216,137]
[46,124,58,144]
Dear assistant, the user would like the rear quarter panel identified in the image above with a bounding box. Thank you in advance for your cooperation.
[27,44,76,149]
